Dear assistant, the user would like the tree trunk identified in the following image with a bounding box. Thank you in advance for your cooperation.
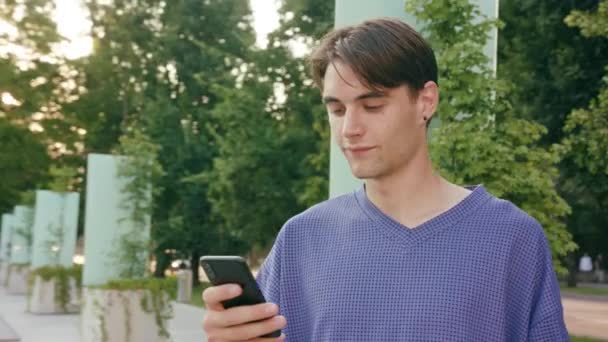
[154,250,170,278]
[190,250,200,287]
[566,252,578,287]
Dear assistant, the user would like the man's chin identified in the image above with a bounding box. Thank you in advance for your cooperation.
[349,167,375,180]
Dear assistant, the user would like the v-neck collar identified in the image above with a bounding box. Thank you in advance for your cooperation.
[354,184,491,249]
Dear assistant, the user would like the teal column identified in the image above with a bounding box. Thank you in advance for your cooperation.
[1,214,13,262]
[31,190,80,268]
[329,0,499,198]
[82,154,151,286]
[10,206,34,264]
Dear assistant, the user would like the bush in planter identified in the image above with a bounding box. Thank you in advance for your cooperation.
[27,264,82,312]
[88,277,177,341]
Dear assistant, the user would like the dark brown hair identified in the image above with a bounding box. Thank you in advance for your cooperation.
[309,17,438,97]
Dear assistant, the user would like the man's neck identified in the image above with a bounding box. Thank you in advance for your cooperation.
[364,151,470,228]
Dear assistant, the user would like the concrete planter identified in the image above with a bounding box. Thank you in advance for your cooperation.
[81,288,172,342]
[6,264,30,294]
[0,261,7,285]
[28,274,80,314]
[175,269,192,303]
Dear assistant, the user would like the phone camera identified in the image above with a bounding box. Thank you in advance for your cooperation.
[203,263,215,279]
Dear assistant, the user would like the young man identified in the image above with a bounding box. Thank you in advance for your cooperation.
[202,18,568,341]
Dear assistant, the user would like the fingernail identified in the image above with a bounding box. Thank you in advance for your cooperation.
[265,303,278,314]
[228,284,241,294]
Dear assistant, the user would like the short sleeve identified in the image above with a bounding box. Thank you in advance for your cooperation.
[528,313,569,341]
[527,229,569,341]
[256,227,285,306]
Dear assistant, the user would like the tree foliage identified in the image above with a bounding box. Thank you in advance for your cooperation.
[561,0,608,255]
[0,119,50,213]
[147,0,258,278]
[0,0,80,211]
[408,0,576,273]
[498,0,608,258]
[201,0,333,258]
[114,126,164,278]
[65,0,258,279]
[564,0,608,176]
[498,0,607,145]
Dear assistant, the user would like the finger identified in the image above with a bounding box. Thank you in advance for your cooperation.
[205,302,279,328]
[246,333,286,342]
[211,315,286,341]
[202,284,242,311]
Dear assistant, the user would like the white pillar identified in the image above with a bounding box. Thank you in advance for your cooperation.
[329,0,499,197]
[7,206,33,293]
[31,190,80,268]
[82,153,151,286]
[10,206,33,264]
[1,214,13,261]
[0,214,14,284]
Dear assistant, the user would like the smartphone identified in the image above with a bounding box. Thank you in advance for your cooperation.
[200,255,281,338]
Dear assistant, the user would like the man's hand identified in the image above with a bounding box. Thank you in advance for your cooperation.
[202,284,286,341]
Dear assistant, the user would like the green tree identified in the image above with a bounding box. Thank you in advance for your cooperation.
[66,0,166,155]
[64,0,260,282]
[0,119,50,213]
[0,0,84,208]
[0,0,63,118]
[268,0,334,208]
[498,0,608,265]
[143,0,258,280]
[114,126,164,278]
[498,0,607,145]
[204,75,305,252]
[561,0,608,259]
[408,0,576,273]
[202,0,333,259]
[1,0,88,175]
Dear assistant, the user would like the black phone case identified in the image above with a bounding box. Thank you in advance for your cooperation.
[200,255,281,338]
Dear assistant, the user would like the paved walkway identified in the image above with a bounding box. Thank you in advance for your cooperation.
[0,286,206,342]
[2,285,607,341]
[563,293,608,340]
[0,316,19,342]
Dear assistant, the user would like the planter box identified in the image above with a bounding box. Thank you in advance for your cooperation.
[81,288,172,342]
[0,261,7,285]
[6,265,29,294]
[176,270,192,303]
[29,275,80,314]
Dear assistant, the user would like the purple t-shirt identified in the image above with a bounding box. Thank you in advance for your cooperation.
[257,185,568,341]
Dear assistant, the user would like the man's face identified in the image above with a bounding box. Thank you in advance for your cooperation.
[322,61,429,181]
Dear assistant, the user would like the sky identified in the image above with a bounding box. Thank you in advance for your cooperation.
[52,0,281,59]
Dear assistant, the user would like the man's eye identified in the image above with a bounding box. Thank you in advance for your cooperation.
[329,108,345,116]
[364,105,383,112]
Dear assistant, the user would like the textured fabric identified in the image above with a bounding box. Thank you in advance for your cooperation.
[256,185,569,341]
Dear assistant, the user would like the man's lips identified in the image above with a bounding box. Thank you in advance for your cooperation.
[343,146,376,154]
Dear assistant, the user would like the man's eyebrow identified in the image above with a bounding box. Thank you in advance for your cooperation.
[355,91,386,101]
[322,96,340,104]
[322,91,386,104]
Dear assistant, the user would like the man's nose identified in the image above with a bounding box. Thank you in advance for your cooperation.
[342,108,364,138]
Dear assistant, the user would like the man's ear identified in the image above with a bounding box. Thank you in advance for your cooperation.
[416,81,438,125]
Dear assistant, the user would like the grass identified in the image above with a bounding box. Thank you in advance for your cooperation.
[189,282,210,308]
[570,336,607,342]
[560,283,608,297]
